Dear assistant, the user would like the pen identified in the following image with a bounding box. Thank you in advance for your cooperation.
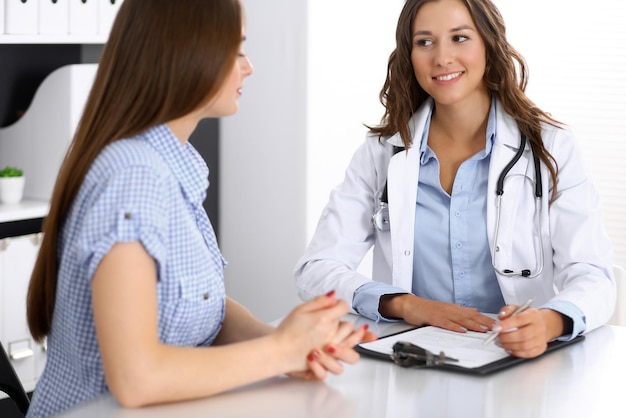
[482,297,535,346]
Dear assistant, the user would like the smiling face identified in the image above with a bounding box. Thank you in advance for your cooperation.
[411,0,488,108]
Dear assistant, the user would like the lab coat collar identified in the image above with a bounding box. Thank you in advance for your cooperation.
[385,97,517,151]
[384,98,434,149]
[494,100,524,151]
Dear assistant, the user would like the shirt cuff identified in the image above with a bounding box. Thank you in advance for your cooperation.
[353,282,410,322]
[540,300,586,341]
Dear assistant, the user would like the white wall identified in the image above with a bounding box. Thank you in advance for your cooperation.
[220,0,307,322]
[306,1,404,237]
[221,1,626,321]
[493,0,626,269]
[220,1,402,321]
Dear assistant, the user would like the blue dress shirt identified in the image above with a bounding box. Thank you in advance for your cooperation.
[353,100,584,339]
[27,124,226,418]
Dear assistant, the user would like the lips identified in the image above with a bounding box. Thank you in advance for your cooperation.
[434,71,464,81]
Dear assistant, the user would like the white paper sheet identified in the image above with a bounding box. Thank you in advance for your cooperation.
[359,326,510,369]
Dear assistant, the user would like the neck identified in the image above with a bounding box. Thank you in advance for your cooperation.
[166,113,201,145]
[431,93,491,144]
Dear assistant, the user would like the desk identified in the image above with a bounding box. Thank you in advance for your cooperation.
[53,316,625,418]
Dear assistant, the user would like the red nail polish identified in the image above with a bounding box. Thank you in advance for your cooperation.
[307,353,315,362]
[363,324,369,331]
[326,346,336,354]
[326,290,336,297]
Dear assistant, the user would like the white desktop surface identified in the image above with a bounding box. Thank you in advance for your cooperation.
[52,316,625,418]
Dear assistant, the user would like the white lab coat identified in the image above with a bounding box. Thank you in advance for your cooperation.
[294,98,615,333]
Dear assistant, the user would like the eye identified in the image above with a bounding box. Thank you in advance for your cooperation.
[453,35,469,43]
[414,38,433,47]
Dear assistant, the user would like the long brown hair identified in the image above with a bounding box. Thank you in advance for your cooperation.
[27,0,243,342]
[369,0,559,200]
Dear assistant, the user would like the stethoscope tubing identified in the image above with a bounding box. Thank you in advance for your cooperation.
[372,133,544,278]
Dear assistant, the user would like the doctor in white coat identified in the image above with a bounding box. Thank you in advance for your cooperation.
[294,0,615,358]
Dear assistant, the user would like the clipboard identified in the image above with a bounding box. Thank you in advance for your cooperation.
[356,326,585,375]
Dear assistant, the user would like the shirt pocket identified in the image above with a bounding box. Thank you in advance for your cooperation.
[159,271,225,347]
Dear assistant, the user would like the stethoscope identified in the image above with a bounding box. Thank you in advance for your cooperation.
[371,134,544,278]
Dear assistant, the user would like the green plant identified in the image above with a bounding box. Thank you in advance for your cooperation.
[0,166,23,177]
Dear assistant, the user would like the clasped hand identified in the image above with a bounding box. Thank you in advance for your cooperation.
[277,291,377,380]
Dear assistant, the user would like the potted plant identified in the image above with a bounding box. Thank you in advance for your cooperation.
[0,166,25,205]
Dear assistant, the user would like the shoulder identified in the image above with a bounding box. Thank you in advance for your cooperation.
[96,138,168,171]
[86,137,172,186]
[78,137,179,214]
[540,121,579,158]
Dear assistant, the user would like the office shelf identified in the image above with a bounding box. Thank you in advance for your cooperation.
[0,199,49,223]
[0,35,107,45]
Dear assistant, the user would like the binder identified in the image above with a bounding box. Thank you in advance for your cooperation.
[5,0,38,35]
[39,0,69,35]
[98,0,123,37]
[0,0,4,34]
[68,0,98,35]
[356,325,585,375]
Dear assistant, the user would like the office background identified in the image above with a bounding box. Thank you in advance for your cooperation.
[221,0,626,322]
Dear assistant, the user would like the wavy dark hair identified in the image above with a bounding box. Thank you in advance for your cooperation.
[27,0,243,342]
[369,0,559,200]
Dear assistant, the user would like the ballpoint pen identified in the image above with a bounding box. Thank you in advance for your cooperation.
[482,297,535,346]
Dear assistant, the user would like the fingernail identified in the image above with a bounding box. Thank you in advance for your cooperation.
[492,325,502,333]
[362,324,369,331]
[459,327,468,332]
[307,353,315,362]
[480,325,489,331]
[326,290,336,297]
[498,311,506,317]
[326,346,336,354]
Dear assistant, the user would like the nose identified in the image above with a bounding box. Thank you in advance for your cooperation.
[434,42,454,67]
[240,55,254,77]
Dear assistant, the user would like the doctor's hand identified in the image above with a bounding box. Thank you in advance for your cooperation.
[379,294,495,333]
[492,306,568,358]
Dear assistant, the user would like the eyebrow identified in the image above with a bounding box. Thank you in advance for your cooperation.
[413,25,476,37]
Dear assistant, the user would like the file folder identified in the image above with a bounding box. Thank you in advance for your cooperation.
[5,0,38,35]
[0,0,5,34]
[69,0,98,35]
[98,0,123,37]
[39,0,69,35]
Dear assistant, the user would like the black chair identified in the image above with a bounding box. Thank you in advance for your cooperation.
[0,341,30,417]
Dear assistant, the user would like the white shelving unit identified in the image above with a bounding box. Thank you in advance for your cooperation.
[0,34,107,44]
[0,3,121,404]
[0,63,98,208]
[0,200,49,224]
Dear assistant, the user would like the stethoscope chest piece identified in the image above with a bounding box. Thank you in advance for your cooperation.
[372,202,390,231]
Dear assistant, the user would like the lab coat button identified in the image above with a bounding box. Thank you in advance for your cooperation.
[404,250,411,256]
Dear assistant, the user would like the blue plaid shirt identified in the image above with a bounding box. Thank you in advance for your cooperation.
[27,124,226,418]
